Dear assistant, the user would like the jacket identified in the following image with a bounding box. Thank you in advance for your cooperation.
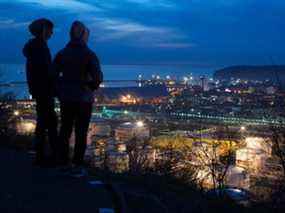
[53,40,103,103]
[23,38,55,98]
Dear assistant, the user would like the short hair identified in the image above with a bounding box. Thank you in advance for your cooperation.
[29,18,54,37]
[70,21,86,40]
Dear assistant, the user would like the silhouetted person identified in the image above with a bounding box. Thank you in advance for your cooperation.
[23,18,58,166]
[54,21,103,175]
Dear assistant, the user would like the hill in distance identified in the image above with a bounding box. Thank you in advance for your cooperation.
[214,65,285,84]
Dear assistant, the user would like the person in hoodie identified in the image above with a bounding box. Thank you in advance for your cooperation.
[54,21,103,176]
[23,18,58,166]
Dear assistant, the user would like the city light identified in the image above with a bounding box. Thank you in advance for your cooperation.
[121,96,127,102]
[23,122,36,133]
[245,137,265,150]
[16,121,36,134]
[136,121,144,127]
[124,110,129,115]
[241,126,246,131]
[225,88,232,93]
[120,94,138,104]
[14,110,20,116]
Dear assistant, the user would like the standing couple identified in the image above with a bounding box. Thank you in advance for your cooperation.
[23,19,103,175]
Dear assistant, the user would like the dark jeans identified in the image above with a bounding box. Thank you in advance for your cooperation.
[34,97,58,162]
[58,101,93,166]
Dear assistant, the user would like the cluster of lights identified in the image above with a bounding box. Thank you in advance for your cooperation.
[183,76,193,83]
[120,94,137,104]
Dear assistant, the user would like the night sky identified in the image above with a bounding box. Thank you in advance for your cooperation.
[0,0,284,68]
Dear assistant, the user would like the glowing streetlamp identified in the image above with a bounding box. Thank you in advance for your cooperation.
[240,126,246,131]
[14,110,20,116]
[136,121,144,127]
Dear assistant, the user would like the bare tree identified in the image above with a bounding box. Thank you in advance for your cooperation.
[126,137,153,174]
[270,126,285,177]
[266,124,285,209]
[191,126,241,195]
[150,135,196,185]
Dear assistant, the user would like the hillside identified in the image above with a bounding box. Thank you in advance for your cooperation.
[214,65,285,84]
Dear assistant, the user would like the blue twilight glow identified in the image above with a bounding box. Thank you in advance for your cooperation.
[0,0,284,67]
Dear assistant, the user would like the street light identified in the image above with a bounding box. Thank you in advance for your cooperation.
[136,121,144,127]
[14,110,20,116]
[240,126,246,131]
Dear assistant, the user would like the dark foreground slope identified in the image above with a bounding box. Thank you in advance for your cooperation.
[0,148,114,213]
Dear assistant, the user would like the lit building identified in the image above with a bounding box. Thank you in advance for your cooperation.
[16,119,36,134]
[92,138,111,168]
[115,122,150,142]
[236,137,272,173]
[89,119,112,137]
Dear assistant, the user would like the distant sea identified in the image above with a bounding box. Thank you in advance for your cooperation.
[0,64,214,82]
[0,63,215,98]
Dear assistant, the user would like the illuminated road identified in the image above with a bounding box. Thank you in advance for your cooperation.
[169,112,285,126]
[99,108,285,127]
